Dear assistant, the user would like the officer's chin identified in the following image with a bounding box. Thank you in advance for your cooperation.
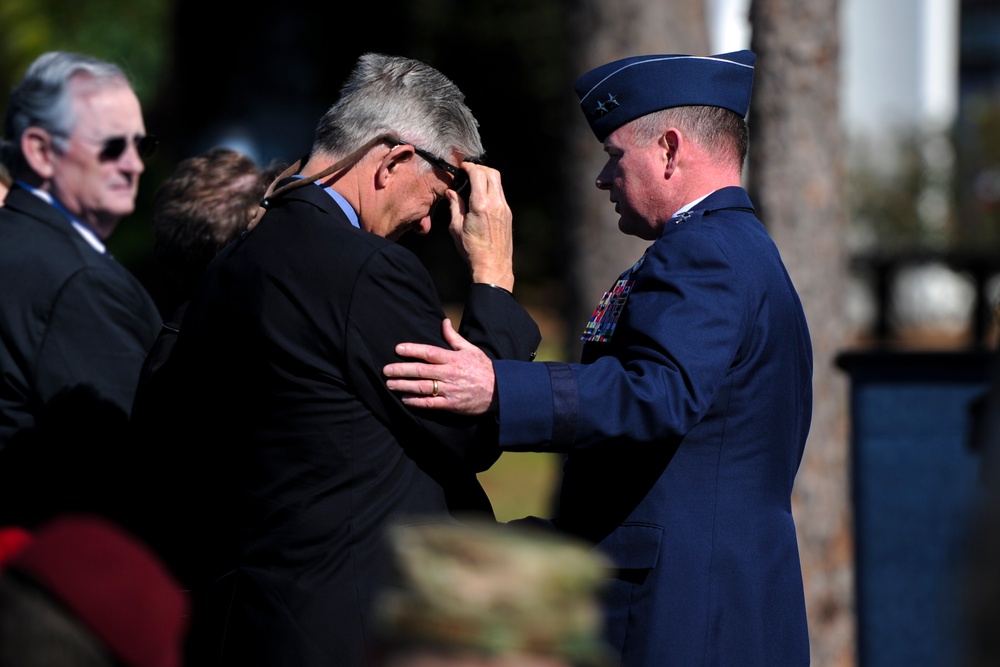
[617,217,639,238]
[618,217,658,241]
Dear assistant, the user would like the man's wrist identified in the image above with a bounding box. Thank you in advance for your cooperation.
[469,262,514,291]
[477,282,513,297]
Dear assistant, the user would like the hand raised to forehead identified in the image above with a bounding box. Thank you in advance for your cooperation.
[446,163,514,290]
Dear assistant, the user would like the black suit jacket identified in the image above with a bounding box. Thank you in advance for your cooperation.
[0,185,161,445]
[130,181,540,667]
[0,184,161,526]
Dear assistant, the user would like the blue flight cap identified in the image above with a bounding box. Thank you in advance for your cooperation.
[574,50,756,142]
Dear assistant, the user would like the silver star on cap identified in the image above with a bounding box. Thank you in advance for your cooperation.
[594,94,620,117]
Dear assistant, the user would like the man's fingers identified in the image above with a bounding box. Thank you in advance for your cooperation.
[446,189,463,224]
[384,378,438,395]
[384,361,434,379]
[441,318,472,351]
[399,394,449,409]
[463,163,488,197]
[392,319,471,363]
[392,342,450,363]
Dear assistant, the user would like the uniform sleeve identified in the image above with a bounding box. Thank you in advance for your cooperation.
[36,265,161,418]
[495,228,747,451]
[346,244,539,471]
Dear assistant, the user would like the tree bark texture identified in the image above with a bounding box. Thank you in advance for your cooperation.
[748,1,856,665]
[562,0,709,358]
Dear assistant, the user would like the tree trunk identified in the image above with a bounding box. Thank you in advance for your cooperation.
[562,0,709,358]
[748,1,856,665]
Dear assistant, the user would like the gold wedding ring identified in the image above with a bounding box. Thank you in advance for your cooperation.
[432,380,440,397]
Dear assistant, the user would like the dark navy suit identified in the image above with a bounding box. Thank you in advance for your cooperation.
[495,187,812,666]
[130,180,541,667]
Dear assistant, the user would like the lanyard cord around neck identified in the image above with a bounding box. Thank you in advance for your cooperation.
[247,133,395,231]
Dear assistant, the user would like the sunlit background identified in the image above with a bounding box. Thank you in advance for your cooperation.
[2,1,999,665]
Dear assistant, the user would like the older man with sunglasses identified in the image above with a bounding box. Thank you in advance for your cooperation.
[0,52,160,453]
[129,53,540,667]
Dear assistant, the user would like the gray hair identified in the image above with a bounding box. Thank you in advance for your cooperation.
[631,105,749,172]
[0,51,133,178]
[312,53,484,168]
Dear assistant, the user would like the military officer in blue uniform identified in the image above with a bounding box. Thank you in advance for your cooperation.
[384,50,813,666]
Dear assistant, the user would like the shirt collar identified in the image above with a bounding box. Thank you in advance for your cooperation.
[672,192,711,218]
[15,180,107,253]
[286,174,360,229]
[320,183,360,229]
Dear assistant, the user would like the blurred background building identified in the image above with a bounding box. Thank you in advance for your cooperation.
[712,0,1000,349]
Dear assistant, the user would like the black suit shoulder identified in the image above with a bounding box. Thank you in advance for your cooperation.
[0,186,161,443]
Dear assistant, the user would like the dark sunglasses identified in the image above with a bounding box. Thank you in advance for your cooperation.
[97,134,158,161]
[388,138,479,195]
[410,145,469,194]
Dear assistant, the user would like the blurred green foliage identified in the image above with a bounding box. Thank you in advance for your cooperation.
[0,0,172,109]
[955,95,1000,249]
[848,110,1000,258]
[847,130,954,253]
[479,452,561,523]
[0,0,174,273]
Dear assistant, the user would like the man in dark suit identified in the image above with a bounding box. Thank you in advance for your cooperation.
[129,53,540,667]
[385,51,813,666]
[0,53,160,481]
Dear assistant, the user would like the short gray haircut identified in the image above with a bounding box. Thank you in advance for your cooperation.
[0,51,133,178]
[630,105,749,172]
[312,53,484,168]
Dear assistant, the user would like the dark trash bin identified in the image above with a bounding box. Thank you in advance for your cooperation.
[836,349,991,667]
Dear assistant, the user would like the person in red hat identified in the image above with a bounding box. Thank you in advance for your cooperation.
[0,526,31,567]
[0,513,189,667]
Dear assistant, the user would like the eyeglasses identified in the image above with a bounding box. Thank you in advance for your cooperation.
[97,134,158,161]
[411,145,469,194]
[388,138,474,194]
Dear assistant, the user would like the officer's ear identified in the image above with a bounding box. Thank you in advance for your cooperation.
[660,128,681,176]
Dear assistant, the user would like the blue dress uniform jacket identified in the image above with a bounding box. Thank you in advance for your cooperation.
[0,184,161,446]
[494,187,812,666]
[129,180,541,667]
